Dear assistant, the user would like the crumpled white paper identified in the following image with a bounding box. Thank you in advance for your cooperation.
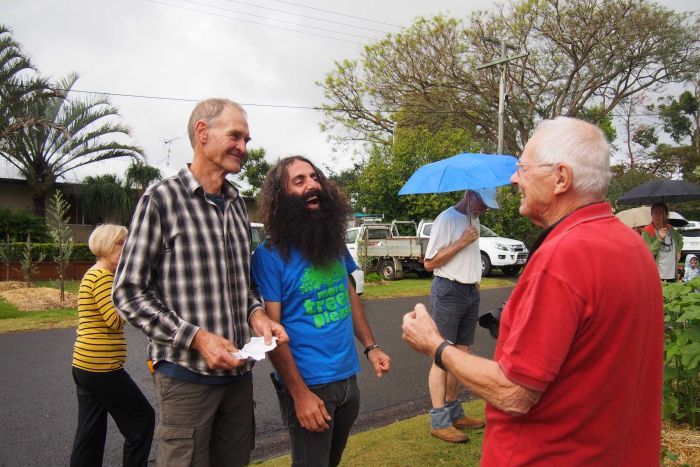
[231,336,278,361]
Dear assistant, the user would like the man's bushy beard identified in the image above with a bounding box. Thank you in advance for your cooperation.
[268,189,349,266]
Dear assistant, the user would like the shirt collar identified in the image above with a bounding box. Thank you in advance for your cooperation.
[178,165,240,200]
[525,201,613,268]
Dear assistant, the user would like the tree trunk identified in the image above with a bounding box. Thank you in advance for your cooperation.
[32,194,46,217]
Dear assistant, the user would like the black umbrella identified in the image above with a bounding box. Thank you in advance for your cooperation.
[618,180,700,205]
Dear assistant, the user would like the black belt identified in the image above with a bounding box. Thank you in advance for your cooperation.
[436,276,477,286]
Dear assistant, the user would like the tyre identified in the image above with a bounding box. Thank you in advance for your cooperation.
[480,252,492,277]
[501,265,521,276]
[380,259,396,281]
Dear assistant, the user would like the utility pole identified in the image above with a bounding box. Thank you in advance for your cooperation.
[476,38,527,154]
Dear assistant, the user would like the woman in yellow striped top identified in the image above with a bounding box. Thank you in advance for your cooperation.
[70,224,154,467]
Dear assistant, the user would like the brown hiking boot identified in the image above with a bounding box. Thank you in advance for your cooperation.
[453,416,485,429]
[431,426,469,443]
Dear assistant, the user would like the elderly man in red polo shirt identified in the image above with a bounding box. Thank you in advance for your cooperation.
[402,116,663,466]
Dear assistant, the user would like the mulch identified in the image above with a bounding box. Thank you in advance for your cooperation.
[663,421,700,465]
[0,282,78,311]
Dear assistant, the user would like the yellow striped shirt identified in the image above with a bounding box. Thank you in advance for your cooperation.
[72,268,126,372]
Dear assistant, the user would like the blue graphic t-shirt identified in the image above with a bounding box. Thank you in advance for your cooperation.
[251,242,360,386]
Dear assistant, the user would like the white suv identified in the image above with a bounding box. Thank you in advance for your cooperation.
[420,222,528,276]
[681,223,700,261]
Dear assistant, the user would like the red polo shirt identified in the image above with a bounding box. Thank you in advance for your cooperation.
[483,202,663,466]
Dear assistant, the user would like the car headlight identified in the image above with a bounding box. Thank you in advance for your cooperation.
[494,242,512,251]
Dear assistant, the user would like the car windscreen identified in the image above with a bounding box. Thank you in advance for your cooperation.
[480,225,498,237]
[346,229,358,243]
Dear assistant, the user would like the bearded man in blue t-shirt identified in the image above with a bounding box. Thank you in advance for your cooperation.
[252,155,391,467]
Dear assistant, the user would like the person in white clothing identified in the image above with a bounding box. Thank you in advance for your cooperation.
[423,188,498,443]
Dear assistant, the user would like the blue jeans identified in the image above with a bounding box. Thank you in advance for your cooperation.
[272,374,360,467]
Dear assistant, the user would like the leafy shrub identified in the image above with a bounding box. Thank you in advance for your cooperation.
[663,279,700,428]
[365,272,383,283]
[4,243,93,262]
[19,237,45,285]
[0,208,50,242]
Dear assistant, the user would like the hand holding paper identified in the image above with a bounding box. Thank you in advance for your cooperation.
[231,336,278,361]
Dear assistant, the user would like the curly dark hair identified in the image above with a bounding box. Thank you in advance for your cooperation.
[259,156,351,265]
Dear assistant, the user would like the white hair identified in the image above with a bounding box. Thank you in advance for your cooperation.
[533,116,611,197]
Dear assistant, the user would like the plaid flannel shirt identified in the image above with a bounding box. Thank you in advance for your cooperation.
[113,167,261,376]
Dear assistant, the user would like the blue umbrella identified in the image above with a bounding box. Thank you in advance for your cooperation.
[398,153,517,195]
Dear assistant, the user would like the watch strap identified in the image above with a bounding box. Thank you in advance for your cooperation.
[363,343,379,358]
[434,340,454,371]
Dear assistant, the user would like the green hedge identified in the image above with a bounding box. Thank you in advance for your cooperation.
[0,208,51,242]
[1,243,94,262]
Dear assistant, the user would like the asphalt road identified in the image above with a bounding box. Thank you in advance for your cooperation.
[0,287,512,466]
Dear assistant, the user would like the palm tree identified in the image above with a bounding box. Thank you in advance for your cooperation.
[81,174,133,224]
[125,160,162,199]
[1,72,143,215]
[0,24,60,144]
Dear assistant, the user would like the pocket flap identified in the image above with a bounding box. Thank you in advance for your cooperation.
[157,425,194,440]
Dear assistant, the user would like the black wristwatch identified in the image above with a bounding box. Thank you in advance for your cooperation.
[434,340,455,371]
[363,343,379,358]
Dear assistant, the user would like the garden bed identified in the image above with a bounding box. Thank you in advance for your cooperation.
[0,282,78,311]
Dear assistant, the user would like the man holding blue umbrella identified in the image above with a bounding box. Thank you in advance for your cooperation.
[423,188,498,443]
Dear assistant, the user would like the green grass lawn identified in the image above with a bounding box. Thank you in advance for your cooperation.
[253,400,486,466]
[0,280,80,333]
[0,299,77,333]
[34,279,80,294]
[361,274,515,300]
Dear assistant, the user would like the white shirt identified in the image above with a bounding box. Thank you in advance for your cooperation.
[656,227,677,280]
[425,207,481,284]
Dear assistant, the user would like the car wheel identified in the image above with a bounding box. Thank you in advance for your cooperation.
[501,266,521,276]
[380,259,396,281]
[481,252,491,277]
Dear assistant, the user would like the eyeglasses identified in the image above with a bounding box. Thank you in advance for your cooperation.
[515,162,556,175]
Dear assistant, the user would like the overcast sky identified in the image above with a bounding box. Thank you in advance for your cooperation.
[2,0,693,184]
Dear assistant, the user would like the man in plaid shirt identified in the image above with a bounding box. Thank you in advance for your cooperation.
[113,98,287,467]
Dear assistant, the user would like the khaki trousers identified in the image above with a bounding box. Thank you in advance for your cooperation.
[154,372,254,467]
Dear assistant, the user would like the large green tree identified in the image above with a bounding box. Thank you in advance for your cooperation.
[350,127,481,221]
[320,0,699,154]
[654,85,700,181]
[1,73,143,215]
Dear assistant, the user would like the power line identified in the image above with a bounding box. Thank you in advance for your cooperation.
[220,0,395,34]
[12,83,686,118]
[273,0,403,29]
[146,0,367,45]
[176,0,378,39]
[60,87,330,110]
